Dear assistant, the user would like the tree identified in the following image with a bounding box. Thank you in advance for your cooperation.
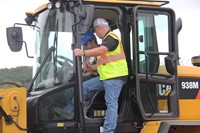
[0,66,32,88]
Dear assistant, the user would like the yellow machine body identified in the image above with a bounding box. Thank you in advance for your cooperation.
[0,87,27,133]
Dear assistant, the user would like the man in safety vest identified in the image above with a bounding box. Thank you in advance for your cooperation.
[74,18,128,133]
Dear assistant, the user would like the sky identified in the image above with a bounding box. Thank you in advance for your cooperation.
[0,0,46,69]
[165,0,200,65]
[0,0,200,69]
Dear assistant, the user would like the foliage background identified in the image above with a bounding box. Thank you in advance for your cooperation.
[0,66,32,88]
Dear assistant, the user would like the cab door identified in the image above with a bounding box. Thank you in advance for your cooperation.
[131,6,179,120]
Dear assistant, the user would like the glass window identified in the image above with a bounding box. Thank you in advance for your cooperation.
[39,87,75,121]
[32,9,75,90]
[137,13,170,74]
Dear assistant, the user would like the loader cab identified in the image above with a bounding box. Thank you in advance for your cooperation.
[6,0,179,133]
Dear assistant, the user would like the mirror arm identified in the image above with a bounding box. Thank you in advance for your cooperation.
[14,23,39,31]
[23,41,33,58]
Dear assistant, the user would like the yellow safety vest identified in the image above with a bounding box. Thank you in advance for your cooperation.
[97,32,128,80]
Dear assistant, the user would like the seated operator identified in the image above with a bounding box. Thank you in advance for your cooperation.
[81,32,99,81]
[40,32,100,120]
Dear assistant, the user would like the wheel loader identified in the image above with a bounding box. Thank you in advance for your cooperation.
[1,0,200,133]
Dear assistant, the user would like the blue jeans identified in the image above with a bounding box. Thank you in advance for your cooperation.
[83,76,126,133]
[83,76,104,101]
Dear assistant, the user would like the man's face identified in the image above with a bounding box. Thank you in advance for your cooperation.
[85,41,92,50]
[94,26,102,39]
[85,40,97,50]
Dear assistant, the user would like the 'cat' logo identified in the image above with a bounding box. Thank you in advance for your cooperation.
[159,84,171,96]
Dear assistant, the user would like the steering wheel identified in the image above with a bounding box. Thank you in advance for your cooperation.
[38,55,74,87]
[56,55,74,82]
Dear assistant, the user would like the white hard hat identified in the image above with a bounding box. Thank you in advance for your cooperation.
[93,18,109,27]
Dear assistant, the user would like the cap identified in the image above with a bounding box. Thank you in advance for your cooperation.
[93,18,109,27]
[81,32,95,46]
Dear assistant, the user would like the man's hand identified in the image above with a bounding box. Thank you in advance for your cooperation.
[74,48,84,56]
[82,63,89,71]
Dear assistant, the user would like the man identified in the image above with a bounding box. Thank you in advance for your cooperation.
[81,32,98,79]
[61,32,99,119]
[74,18,128,133]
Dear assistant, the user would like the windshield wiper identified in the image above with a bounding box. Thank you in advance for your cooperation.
[27,47,55,96]
[53,19,59,82]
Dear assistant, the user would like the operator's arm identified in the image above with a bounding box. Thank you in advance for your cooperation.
[82,64,97,76]
[82,57,97,76]
[82,62,97,71]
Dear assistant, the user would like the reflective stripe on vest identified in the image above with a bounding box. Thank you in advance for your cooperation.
[97,53,126,66]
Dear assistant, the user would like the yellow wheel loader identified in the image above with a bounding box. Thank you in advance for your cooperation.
[1,0,200,133]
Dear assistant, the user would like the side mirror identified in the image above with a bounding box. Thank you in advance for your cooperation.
[176,18,182,35]
[6,27,23,52]
[78,5,94,34]
[175,18,182,65]
[165,53,176,75]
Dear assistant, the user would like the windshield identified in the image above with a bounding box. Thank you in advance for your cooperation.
[32,8,75,90]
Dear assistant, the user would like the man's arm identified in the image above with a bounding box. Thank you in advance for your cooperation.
[74,45,108,57]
